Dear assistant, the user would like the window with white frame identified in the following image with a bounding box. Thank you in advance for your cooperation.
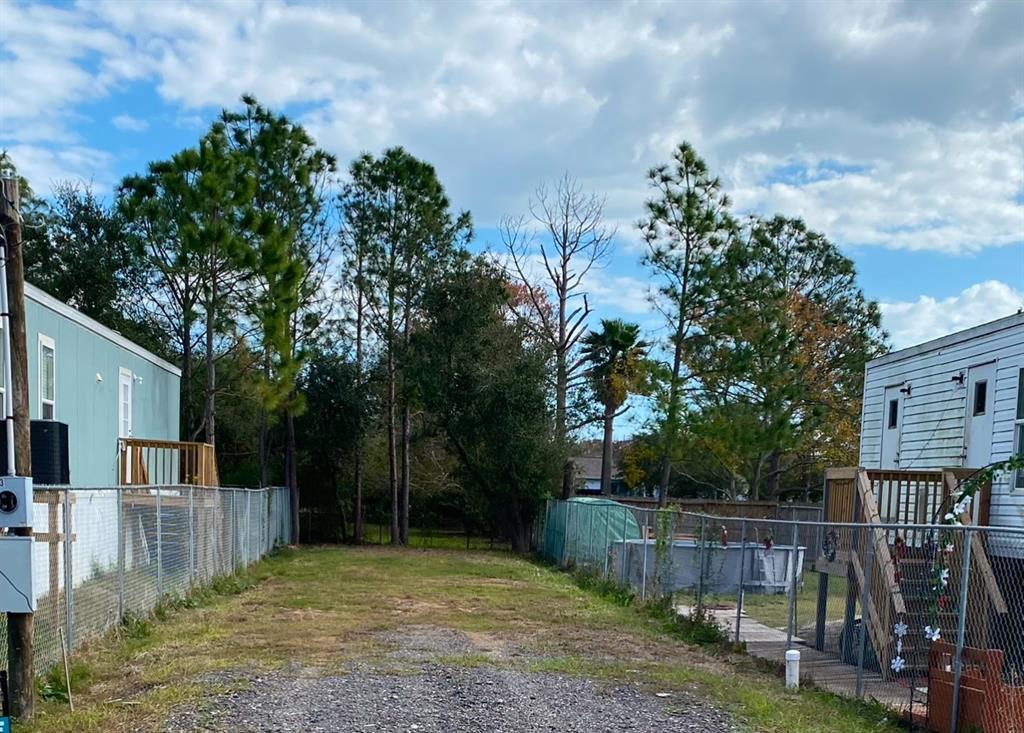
[39,334,55,420]
[1015,368,1024,491]
[118,368,133,438]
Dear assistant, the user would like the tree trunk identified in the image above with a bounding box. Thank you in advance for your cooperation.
[181,318,193,440]
[387,344,400,546]
[556,259,574,501]
[353,264,365,544]
[399,301,411,545]
[286,406,299,544]
[765,449,782,500]
[600,402,615,495]
[658,318,686,507]
[204,271,216,446]
[400,402,411,545]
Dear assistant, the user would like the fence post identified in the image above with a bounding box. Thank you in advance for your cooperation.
[620,505,628,585]
[156,486,163,597]
[602,502,610,579]
[589,501,598,569]
[188,486,195,586]
[117,486,125,621]
[246,490,252,566]
[855,526,875,699]
[786,520,799,649]
[697,514,707,611]
[735,519,747,645]
[640,511,650,602]
[950,527,974,733]
[212,488,220,576]
[63,489,73,651]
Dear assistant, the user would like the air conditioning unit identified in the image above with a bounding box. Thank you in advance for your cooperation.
[0,420,70,484]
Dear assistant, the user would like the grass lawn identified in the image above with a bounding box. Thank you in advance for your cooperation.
[22,547,900,733]
[737,572,853,631]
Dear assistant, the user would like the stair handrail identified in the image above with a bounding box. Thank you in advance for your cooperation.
[941,470,1008,615]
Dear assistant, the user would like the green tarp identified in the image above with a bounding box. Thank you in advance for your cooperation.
[542,497,642,567]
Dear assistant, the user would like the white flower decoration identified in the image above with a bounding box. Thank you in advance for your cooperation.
[943,543,955,554]
[894,621,908,638]
[940,568,950,586]
[944,512,957,522]
[890,656,906,673]
[924,625,941,642]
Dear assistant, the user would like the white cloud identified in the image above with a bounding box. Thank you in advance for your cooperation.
[0,0,1020,259]
[880,280,1024,349]
[112,114,148,132]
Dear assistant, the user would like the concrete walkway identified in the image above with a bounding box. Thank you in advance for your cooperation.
[676,603,922,717]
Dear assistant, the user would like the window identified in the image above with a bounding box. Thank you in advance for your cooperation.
[887,399,899,429]
[39,334,55,420]
[973,380,988,416]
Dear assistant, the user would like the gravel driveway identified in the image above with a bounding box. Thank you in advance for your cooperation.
[164,626,738,732]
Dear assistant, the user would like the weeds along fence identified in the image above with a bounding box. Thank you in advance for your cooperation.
[539,498,1024,733]
[0,485,292,676]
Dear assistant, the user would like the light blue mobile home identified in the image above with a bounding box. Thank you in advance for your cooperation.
[22,283,181,486]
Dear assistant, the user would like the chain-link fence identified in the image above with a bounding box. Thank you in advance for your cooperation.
[539,498,1024,733]
[0,485,292,676]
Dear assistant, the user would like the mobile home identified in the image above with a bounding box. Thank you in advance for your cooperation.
[858,311,1024,528]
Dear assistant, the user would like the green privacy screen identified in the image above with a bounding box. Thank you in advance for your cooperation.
[542,497,642,567]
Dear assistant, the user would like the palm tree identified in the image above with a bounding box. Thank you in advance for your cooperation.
[581,319,650,495]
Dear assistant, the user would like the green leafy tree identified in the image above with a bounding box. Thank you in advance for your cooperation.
[639,142,735,506]
[119,126,253,442]
[581,319,651,495]
[695,215,886,498]
[221,96,337,541]
[340,147,471,545]
[411,258,558,551]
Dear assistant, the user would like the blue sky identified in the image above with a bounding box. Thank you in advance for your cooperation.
[1,0,1022,362]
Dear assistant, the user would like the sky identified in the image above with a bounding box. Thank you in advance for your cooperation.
[1,0,1022,361]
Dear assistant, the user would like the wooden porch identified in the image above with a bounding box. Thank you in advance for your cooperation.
[118,437,220,487]
[818,467,1007,684]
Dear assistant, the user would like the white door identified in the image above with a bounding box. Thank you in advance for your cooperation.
[880,384,904,469]
[965,362,996,468]
[119,369,133,482]
[118,369,133,438]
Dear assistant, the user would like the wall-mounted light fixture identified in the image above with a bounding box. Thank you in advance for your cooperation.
[951,371,965,386]
[134,375,144,385]
[95,373,103,383]
[899,383,912,396]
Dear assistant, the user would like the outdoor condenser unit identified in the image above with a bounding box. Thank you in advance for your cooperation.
[0,420,70,484]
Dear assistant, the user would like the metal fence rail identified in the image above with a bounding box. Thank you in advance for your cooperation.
[539,499,1024,733]
[0,485,292,675]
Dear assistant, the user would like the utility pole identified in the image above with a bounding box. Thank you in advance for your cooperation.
[1,176,34,720]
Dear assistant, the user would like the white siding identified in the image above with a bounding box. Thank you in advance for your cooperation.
[859,314,1024,531]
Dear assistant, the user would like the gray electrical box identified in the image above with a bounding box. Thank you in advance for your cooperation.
[0,535,35,612]
[0,476,31,528]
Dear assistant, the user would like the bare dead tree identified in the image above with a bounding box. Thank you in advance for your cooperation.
[501,173,614,498]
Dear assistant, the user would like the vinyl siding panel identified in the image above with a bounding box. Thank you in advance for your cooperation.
[23,289,180,486]
[859,314,1024,532]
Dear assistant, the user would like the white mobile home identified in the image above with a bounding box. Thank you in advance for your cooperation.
[858,311,1024,528]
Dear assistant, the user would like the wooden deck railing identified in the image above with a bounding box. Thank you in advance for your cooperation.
[823,466,1006,679]
[118,438,220,487]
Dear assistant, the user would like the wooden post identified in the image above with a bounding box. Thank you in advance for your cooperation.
[2,176,34,720]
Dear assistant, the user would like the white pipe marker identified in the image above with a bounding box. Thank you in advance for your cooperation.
[785,649,800,689]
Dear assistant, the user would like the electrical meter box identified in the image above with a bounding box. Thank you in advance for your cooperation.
[0,535,35,612]
[0,476,31,528]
